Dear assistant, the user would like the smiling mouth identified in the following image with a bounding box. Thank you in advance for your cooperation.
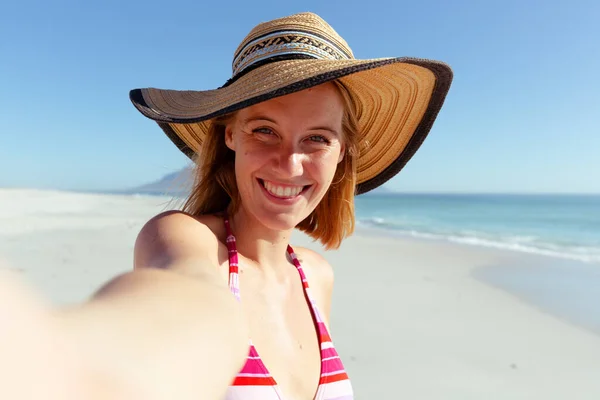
[257,179,311,198]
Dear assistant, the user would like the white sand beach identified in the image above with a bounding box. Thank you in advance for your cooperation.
[1,188,599,399]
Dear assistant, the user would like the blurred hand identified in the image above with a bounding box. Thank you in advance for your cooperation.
[0,268,85,399]
[0,261,236,400]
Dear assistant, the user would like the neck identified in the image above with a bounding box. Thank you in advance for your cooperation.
[227,205,294,272]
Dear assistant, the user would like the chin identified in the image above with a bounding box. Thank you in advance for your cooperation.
[253,208,310,231]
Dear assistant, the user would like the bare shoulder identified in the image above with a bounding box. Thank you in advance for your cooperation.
[134,211,228,277]
[293,246,335,324]
[293,247,334,287]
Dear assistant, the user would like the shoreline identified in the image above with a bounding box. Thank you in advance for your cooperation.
[354,222,600,266]
[4,188,597,266]
[338,227,600,337]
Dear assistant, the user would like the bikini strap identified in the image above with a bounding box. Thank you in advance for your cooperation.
[223,217,241,301]
[224,217,324,327]
[286,245,325,325]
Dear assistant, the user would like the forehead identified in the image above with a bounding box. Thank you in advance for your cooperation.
[236,82,344,125]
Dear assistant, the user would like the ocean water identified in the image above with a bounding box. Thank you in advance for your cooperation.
[354,193,600,264]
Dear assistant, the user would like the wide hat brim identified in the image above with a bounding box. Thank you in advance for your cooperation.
[130,57,453,195]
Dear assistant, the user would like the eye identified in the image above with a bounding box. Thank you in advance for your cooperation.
[307,135,330,144]
[253,127,275,135]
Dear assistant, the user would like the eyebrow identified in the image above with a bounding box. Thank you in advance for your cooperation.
[241,115,277,125]
[242,115,341,137]
[310,125,340,136]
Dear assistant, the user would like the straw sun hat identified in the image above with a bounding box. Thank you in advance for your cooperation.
[130,12,453,194]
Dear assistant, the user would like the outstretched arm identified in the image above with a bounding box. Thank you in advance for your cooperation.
[0,212,248,400]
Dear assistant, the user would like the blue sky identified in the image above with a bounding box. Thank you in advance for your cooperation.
[1,0,598,194]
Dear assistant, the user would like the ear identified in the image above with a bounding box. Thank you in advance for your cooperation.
[224,124,236,151]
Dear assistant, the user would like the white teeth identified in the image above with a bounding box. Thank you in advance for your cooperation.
[262,180,303,198]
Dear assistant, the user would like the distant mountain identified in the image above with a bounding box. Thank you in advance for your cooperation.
[128,167,194,196]
[129,167,396,196]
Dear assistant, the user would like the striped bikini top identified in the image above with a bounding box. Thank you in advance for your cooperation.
[223,218,354,400]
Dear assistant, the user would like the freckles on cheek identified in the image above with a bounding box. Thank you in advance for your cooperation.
[318,152,340,169]
[236,149,264,173]
[312,159,337,184]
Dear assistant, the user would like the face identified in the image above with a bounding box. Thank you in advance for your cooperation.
[224,82,346,231]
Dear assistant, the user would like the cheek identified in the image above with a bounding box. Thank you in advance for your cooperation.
[234,148,268,181]
[312,151,342,181]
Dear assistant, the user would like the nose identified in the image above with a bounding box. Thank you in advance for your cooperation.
[274,144,304,178]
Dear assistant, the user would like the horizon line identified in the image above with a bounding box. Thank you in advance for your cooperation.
[1,186,599,197]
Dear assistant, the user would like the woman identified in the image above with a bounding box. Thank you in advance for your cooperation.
[0,12,452,400]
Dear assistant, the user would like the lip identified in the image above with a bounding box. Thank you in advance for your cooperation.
[257,178,311,204]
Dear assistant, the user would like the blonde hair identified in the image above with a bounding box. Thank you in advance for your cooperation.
[182,80,359,249]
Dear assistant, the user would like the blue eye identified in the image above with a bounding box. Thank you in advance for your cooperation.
[308,135,330,144]
[254,127,274,135]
